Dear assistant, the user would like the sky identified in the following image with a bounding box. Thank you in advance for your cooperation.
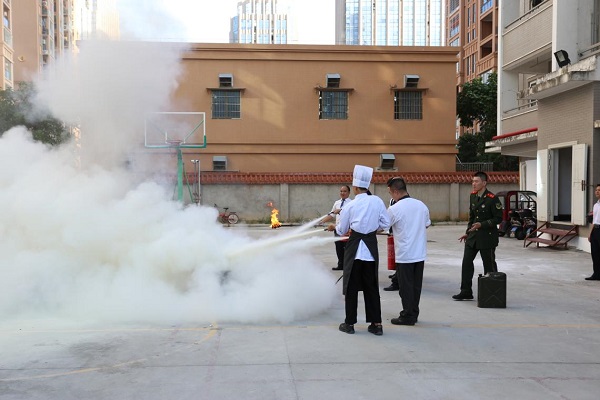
[118,0,336,45]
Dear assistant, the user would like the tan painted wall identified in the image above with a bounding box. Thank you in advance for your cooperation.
[165,44,458,173]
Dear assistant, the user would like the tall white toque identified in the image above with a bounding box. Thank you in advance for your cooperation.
[352,165,373,188]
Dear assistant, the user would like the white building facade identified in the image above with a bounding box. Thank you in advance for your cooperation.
[490,0,600,251]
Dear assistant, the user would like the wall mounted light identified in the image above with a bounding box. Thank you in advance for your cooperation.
[554,50,570,68]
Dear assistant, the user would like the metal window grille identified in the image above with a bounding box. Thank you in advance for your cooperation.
[319,91,348,120]
[394,91,422,120]
[212,90,241,119]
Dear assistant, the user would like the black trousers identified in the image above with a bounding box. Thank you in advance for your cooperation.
[334,239,346,269]
[397,261,424,321]
[591,227,600,278]
[460,245,497,294]
[345,259,381,325]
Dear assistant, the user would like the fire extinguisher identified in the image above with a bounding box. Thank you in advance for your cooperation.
[387,235,395,270]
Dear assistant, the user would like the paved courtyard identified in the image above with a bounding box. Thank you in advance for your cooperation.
[1,225,599,400]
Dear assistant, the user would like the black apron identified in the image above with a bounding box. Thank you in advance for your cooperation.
[342,230,379,295]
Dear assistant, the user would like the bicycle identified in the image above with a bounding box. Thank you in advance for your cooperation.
[214,204,240,225]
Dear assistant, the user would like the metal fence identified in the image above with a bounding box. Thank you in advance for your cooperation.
[455,162,494,172]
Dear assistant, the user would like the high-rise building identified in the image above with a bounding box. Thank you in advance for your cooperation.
[335,0,444,46]
[230,0,288,44]
[74,0,119,42]
[445,0,498,138]
[2,0,13,89]
[11,0,77,82]
[10,0,119,84]
[445,0,497,88]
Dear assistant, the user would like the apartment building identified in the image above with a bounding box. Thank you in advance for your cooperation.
[139,43,458,175]
[489,0,600,251]
[1,0,13,89]
[11,0,76,82]
[230,0,288,44]
[74,0,119,42]
[446,0,498,87]
[335,0,444,46]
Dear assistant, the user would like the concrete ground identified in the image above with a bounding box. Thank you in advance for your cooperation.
[1,225,599,400]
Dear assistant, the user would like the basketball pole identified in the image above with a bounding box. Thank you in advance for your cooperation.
[144,112,207,204]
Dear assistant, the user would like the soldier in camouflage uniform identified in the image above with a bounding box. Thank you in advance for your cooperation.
[453,171,503,300]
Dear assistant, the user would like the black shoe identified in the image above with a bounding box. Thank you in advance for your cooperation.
[452,292,474,300]
[585,276,600,281]
[391,317,416,326]
[339,323,355,334]
[367,323,383,336]
[388,274,395,279]
[383,284,399,291]
[332,267,343,271]
[400,311,417,323]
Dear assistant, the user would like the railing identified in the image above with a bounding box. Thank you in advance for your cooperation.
[456,161,494,172]
[503,100,538,115]
[505,0,548,30]
[481,0,494,14]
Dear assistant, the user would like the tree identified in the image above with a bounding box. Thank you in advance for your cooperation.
[456,73,518,171]
[0,82,70,146]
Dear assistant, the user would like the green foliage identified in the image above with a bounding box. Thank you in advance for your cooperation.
[457,73,497,130]
[0,82,70,145]
[456,73,518,171]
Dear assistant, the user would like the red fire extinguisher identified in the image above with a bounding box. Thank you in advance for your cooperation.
[387,235,395,270]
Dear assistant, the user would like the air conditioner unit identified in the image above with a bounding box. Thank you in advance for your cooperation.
[219,74,233,88]
[379,153,396,170]
[404,75,420,88]
[326,73,340,88]
[213,156,227,171]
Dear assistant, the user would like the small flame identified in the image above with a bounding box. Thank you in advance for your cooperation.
[270,208,282,229]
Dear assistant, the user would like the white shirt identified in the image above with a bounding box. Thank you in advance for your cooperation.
[330,197,352,225]
[387,197,431,263]
[336,193,391,261]
[594,200,600,225]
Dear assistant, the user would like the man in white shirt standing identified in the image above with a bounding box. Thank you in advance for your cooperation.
[387,177,431,326]
[586,183,600,281]
[327,165,390,336]
[321,185,352,270]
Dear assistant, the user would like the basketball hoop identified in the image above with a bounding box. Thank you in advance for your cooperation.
[166,139,183,147]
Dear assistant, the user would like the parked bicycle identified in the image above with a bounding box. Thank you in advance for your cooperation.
[214,204,239,225]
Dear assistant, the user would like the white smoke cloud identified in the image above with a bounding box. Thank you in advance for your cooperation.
[0,11,337,326]
[0,128,337,325]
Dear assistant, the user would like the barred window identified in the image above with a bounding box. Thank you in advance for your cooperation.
[319,90,348,120]
[394,91,422,120]
[212,90,241,119]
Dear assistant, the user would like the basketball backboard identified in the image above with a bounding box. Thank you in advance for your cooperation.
[144,112,206,148]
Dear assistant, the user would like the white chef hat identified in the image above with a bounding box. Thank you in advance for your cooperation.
[352,165,373,188]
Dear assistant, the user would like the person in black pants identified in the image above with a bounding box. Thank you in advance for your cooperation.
[326,165,390,336]
[321,185,352,270]
[586,184,600,281]
[453,171,503,300]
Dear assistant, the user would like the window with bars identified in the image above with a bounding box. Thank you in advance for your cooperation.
[211,90,241,119]
[394,91,422,120]
[319,91,348,120]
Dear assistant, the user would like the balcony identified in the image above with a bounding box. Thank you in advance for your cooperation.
[4,0,10,7]
[481,0,494,15]
[503,2,552,72]
[501,103,539,135]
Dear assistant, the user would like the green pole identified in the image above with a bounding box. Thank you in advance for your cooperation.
[177,147,183,202]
